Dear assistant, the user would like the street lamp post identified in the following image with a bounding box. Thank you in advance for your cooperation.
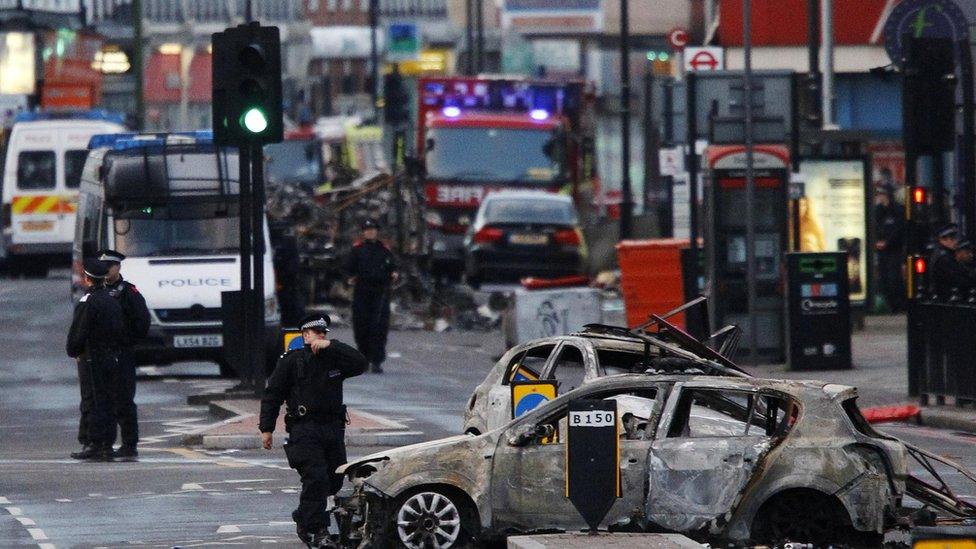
[619,0,634,240]
[744,0,759,364]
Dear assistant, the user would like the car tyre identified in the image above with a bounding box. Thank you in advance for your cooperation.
[751,489,871,547]
[389,488,477,549]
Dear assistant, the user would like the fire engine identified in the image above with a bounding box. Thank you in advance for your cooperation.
[415,76,596,275]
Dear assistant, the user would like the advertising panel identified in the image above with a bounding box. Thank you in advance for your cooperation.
[797,159,868,303]
[0,32,36,95]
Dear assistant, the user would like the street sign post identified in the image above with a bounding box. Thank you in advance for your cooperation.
[565,399,619,532]
[387,22,420,62]
[667,27,688,51]
[684,46,724,72]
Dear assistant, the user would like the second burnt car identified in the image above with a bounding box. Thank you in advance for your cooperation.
[334,373,976,548]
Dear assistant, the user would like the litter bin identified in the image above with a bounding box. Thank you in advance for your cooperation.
[786,252,852,370]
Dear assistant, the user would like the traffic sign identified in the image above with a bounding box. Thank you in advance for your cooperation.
[684,46,724,72]
[565,399,620,532]
[667,27,689,50]
[387,22,420,62]
[883,0,969,67]
[511,380,557,419]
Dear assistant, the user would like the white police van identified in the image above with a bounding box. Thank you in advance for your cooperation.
[72,131,280,375]
[2,111,126,276]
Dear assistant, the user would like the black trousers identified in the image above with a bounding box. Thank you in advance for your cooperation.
[352,283,391,366]
[76,358,94,446]
[283,421,347,532]
[111,349,139,447]
[83,353,119,447]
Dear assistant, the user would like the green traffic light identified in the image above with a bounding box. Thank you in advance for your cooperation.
[242,107,268,134]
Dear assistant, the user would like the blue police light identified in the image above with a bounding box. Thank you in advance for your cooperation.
[530,109,550,121]
[442,106,461,118]
[88,130,215,151]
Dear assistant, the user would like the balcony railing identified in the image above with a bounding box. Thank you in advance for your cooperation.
[86,0,303,24]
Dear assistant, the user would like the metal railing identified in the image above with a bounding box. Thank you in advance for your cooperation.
[87,0,303,24]
[907,298,976,404]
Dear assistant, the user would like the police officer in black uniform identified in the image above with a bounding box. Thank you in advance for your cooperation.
[260,313,367,547]
[67,259,127,461]
[344,219,398,373]
[874,187,906,311]
[98,249,151,459]
[930,223,962,299]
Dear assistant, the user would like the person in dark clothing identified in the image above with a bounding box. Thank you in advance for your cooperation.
[98,249,151,459]
[344,219,398,373]
[930,223,963,299]
[67,259,127,461]
[874,189,907,311]
[260,313,366,547]
[949,240,976,297]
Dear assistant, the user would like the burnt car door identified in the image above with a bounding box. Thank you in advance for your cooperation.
[540,341,599,393]
[490,384,664,533]
[646,385,778,532]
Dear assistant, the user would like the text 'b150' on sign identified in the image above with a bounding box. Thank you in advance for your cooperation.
[569,410,616,427]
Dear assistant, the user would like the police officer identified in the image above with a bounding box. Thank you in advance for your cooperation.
[874,187,906,311]
[67,259,126,461]
[949,240,976,297]
[260,313,367,547]
[344,219,398,373]
[98,249,150,459]
[930,223,962,299]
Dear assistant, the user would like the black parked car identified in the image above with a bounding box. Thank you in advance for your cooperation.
[464,191,585,286]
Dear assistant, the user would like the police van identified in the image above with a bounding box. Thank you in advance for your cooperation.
[2,111,126,276]
[73,131,280,375]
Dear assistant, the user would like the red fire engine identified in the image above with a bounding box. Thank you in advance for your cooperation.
[415,76,596,274]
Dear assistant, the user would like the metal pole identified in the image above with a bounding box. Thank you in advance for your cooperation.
[133,0,144,131]
[686,73,700,271]
[619,0,634,239]
[476,0,485,73]
[744,0,759,364]
[643,61,659,215]
[465,0,474,75]
[238,145,253,386]
[252,144,266,387]
[806,0,820,132]
[246,0,253,22]
[960,39,976,239]
[820,0,835,129]
[369,0,379,113]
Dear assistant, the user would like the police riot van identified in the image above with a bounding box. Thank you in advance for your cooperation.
[2,111,126,276]
[73,131,280,375]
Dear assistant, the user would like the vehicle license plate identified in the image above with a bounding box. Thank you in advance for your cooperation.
[510,233,548,245]
[21,220,54,231]
[174,334,223,348]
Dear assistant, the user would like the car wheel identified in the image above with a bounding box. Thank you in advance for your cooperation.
[751,489,859,546]
[392,489,475,549]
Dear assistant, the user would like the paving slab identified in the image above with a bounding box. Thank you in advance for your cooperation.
[181,398,424,449]
[507,533,703,548]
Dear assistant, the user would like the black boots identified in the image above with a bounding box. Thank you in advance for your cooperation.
[112,445,138,459]
[70,444,114,461]
[70,444,96,459]
[370,363,383,374]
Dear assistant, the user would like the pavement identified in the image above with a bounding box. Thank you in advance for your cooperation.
[507,533,702,548]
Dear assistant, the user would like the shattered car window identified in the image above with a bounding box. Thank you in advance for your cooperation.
[667,389,753,438]
[504,344,556,385]
[597,349,648,375]
[548,345,587,392]
[537,388,659,444]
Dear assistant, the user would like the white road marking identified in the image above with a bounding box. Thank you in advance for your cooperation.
[281,489,297,494]
[181,483,204,491]
[0,497,9,504]
[38,544,55,549]
[28,528,48,540]
[216,525,241,533]
[5,506,22,515]
[256,490,271,494]
[55,499,71,503]
[16,517,35,526]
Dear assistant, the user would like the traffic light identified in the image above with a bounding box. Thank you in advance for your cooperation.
[902,38,956,155]
[383,68,410,126]
[646,49,672,76]
[212,22,283,145]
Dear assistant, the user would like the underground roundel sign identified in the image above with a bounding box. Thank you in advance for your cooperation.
[683,46,725,72]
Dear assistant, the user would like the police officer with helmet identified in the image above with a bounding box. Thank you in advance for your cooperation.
[67,259,127,461]
[930,223,963,299]
[260,313,367,547]
[344,218,398,373]
[98,249,150,459]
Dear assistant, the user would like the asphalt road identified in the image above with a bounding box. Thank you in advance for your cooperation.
[1,274,974,548]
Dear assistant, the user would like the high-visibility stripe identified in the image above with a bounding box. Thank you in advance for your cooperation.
[11,195,77,214]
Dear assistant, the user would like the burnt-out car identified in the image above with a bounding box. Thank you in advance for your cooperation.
[334,374,963,548]
[463,321,749,435]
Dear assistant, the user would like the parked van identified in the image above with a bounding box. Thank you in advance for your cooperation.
[2,111,126,276]
[73,131,279,375]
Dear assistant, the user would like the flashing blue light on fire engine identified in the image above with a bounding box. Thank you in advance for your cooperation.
[442,106,462,118]
[530,109,549,121]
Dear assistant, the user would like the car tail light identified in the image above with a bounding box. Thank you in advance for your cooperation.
[554,228,581,246]
[473,226,504,244]
[2,203,10,229]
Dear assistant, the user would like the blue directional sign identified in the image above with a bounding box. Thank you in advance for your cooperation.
[884,0,969,66]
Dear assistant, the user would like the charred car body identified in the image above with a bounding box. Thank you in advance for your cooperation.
[334,307,976,548]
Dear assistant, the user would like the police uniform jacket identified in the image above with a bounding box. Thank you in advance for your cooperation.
[259,341,367,433]
[107,277,151,344]
[66,286,127,358]
[344,240,397,286]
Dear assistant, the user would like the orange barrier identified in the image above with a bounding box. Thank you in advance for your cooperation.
[616,239,689,329]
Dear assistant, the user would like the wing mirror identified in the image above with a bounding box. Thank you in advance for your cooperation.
[509,423,555,446]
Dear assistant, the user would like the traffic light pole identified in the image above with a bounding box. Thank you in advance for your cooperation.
[618,0,634,240]
[238,144,254,388]
[251,145,266,386]
[960,39,976,239]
